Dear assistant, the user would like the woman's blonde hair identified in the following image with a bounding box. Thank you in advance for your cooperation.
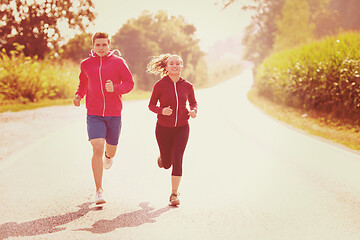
[146,54,183,77]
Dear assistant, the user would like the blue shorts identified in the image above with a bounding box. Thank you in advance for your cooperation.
[87,115,122,145]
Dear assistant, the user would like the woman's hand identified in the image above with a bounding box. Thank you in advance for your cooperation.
[188,109,197,118]
[162,106,173,116]
[73,94,81,107]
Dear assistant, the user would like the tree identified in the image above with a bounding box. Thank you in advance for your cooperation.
[112,10,205,90]
[60,33,93,62]
[239,0,285,67]
[219,0,342,67]
[305,0,339,38]
[330,0,360,31]
[273,0,314,52]
[0,0,96,59]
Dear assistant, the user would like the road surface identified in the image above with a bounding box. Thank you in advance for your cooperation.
[1,69,360,239]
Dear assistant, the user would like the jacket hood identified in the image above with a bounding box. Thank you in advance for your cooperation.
[90,49,122,58]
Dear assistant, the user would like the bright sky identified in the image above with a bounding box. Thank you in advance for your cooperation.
[87,0,252,52]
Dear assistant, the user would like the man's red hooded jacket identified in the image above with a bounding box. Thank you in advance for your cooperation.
[75,50,134,117]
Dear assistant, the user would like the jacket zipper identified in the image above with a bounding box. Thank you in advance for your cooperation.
[173,82,179,127]
[99,57,106,117]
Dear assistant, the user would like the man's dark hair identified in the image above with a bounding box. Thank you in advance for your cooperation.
[92,32,110,46]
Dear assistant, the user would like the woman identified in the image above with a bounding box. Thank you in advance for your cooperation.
[147,54,198,206]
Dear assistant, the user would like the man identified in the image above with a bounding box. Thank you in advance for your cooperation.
[73,32,134,205]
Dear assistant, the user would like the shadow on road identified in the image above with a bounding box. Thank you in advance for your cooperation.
[75,202,172,234]
[0,202,172,239]
[0,202,94,239]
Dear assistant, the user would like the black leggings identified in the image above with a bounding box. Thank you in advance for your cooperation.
[155,123,190,176]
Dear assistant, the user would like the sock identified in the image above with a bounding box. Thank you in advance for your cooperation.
[105,152,111,159]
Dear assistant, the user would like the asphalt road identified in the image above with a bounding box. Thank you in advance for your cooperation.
[2,69,360,240]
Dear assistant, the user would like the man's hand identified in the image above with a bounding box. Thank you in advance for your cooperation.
[105,80,114,92]
[73,94,81,107]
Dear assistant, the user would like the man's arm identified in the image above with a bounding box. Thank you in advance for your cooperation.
[113,59,134,95]
[74,63,88,106]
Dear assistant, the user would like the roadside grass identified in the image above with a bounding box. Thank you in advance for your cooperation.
[0,63,236,113]
[0,99,73,113]
[0,90,151,113]
[254,32,360,124]
[247,87,360,151]
[1,43,240,114]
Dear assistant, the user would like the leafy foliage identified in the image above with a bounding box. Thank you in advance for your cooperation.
[273,0,314,52]
[0,0,96,59]
[255,32,360,122]
[221,0,358,67]
[330,0,360,30]
[0,44,78,104]
[112,10,206,91]
[222,0,285,67]
[60,33,93,62]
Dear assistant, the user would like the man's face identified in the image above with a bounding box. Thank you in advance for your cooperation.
[93,38,110,57]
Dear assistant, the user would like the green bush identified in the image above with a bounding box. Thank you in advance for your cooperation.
[255,32,360,121]
[0,44,79,105]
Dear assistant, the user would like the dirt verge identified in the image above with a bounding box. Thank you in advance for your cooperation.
[0,105,86,160]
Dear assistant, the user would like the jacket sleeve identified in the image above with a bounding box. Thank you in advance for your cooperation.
[148,83,163,114]
[188,85,198,112]
[75,62,88,98]
[113,59,134,95]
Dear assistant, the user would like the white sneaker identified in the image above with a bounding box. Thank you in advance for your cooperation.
[103,156,113,169]
[95,188,106,205]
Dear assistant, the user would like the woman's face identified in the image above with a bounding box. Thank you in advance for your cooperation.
[93,38,110,57]
[166,56,183,75]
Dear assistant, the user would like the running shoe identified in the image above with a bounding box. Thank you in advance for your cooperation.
[103,155,113,169]
[157,156,163,168]
[95,188,106,205]
[169,193,180,206]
